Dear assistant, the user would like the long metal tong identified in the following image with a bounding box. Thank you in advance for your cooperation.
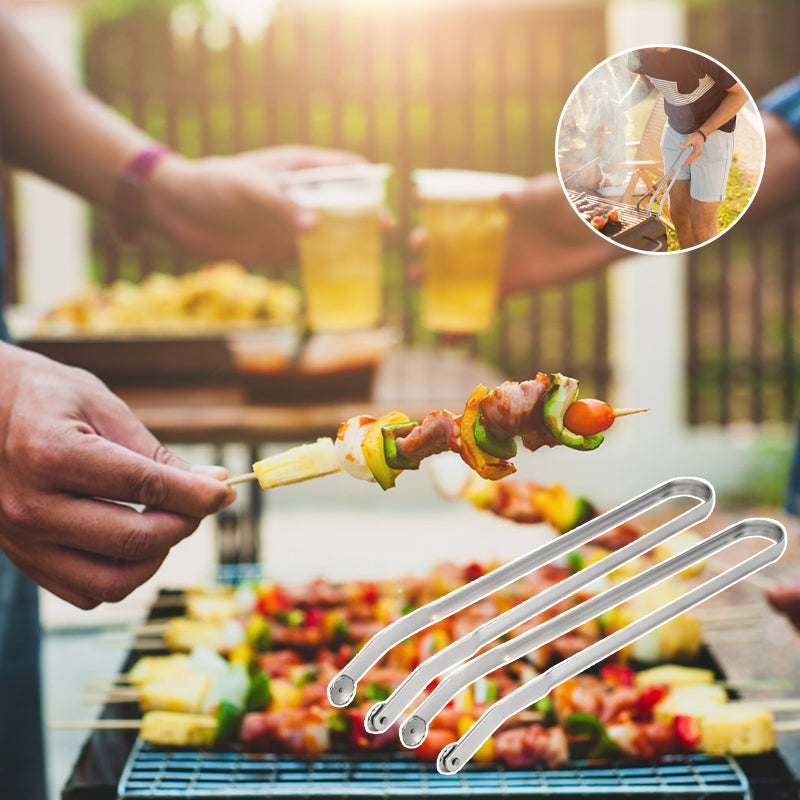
[328,477,714,707]
[637,149,693,217]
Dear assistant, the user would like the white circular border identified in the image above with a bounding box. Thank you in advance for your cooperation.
[554,43,767,257]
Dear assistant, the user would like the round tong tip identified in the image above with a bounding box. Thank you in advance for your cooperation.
[399,715,428,748]
[327,674,356,707]
[437,742,462,775]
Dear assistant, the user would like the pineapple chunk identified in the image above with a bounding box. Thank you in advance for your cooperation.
[253,438,341,489]
[164,618,226,653]
[635,664,715,690]
[269,678,304,711]
[139,672,212,714]
[140,711,217,747]
[127,654,191,687]
[698,702,775,755]
[653,684,729,725]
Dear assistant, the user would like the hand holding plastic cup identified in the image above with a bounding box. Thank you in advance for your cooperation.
[282,164,392,332]
[413,169,526,333]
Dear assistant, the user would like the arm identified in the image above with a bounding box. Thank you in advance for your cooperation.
[0,4,150,206]
[679,83,748,167]
[0,5,363,263]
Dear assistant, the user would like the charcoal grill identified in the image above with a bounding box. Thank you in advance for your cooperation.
[567,190,668,252]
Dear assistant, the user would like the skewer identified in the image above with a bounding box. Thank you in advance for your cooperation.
[49,719,142,731]
[612,407,649,417]
[773,719,800,733]
[225,472,256,487]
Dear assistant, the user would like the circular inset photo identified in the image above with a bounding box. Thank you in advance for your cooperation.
[556,45,765,254]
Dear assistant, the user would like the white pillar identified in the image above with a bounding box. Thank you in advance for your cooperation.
[9,3,89,308]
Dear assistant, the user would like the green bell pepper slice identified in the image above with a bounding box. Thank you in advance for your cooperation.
[244,670,272,712]
[563,712,620,759]
[214,700,243,745]
[543,373,604,451]
[382,421,421,470]
[474,402,518,459]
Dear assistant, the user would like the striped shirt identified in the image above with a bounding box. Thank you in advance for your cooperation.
[629,49,738,135]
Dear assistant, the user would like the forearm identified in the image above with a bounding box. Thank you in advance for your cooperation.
[697,85,748,137]
[0,5,154,207]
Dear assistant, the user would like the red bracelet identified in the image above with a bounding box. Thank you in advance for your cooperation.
[112,145,172,244]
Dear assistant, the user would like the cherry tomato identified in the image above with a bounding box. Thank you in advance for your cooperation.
[564,399,615,436]
[674,714,701,750]
[413,728,458,761]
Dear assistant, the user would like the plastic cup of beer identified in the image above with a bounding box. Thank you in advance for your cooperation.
[283,164,391,332]
[413,169,526,333]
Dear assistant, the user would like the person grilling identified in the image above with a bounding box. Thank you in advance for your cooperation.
[617,46,747,249]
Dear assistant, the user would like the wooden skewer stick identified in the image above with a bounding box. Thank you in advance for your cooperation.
[758,698,800,713]
[225,472,257,487]
[773,719,800,733]
[720,678,795,692]
[612,407,649,417]
[49,719,142,731]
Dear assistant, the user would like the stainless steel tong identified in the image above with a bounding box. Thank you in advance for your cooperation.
[638,148,693,217]
[327,477,714,707]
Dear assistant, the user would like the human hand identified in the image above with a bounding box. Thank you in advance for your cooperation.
[0,344,235,609]
[499,174,623,292]
[678,131,706,168]
[766,579,800,631]
[145,145,366,264]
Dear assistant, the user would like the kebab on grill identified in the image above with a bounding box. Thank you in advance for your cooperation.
[234,374,647,492]
[124,653,778,762]
[580,204,620,232]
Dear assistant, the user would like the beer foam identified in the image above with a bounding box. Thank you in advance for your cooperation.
[282,163,391,211]
[414,169,526,200]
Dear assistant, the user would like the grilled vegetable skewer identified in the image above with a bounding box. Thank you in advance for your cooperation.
[227,374,647,490]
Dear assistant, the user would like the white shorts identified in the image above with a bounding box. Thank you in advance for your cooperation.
[661,122,735,203]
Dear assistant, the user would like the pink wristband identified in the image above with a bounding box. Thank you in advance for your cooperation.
[113,145,172,244]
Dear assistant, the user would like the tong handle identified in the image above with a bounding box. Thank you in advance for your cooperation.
[437,517,786,774]
[328,477,714,707]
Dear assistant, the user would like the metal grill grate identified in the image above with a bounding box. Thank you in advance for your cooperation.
[117,743,751,799]
[567,191,668,251]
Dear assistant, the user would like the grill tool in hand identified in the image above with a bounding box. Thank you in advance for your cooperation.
[327,477,714,707]
[638,149,693,218]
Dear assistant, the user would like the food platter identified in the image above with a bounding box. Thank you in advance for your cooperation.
[17,327,395,404]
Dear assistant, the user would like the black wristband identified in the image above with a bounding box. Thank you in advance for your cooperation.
[697,129,708,142]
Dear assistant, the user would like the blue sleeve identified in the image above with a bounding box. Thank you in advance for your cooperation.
[760,74,800,136]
